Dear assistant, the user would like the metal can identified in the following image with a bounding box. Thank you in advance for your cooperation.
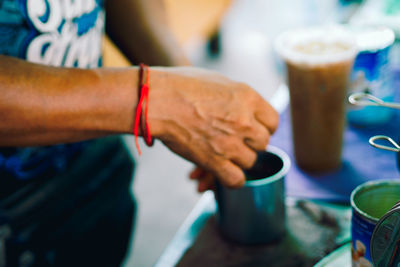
[371,200,400,266]
[347,26,395,126]
[350,180,400,267]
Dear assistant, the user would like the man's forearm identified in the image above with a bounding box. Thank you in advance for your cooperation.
[105,0,189,66]
[0,55,141,146]
[0,56,279,187]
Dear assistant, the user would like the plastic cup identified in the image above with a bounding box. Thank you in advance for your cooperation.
[276,25,357,172]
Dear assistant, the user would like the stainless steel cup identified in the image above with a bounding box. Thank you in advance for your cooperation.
[215,145,291,244]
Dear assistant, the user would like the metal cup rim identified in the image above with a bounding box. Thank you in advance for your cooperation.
[350,179,400,222]
[244,145,291,187]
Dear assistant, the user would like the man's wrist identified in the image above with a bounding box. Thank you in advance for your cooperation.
[146,66,169,139]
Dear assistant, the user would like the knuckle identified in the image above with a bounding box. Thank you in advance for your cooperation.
[237,82,252,90]
[217,137,235,155]
[241,160,253,170]
[261,134,270,149]
[248,128,270,151]
[243,152,257,169]
[226,174,245,188]
[217,161,245,188]
[236,117,252,132]
[237,83,256,97]
[239,160,252,170]
[271,109,280,133]
[203,155,217,170]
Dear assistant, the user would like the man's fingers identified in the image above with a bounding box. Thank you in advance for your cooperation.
[213,159,245,188]
[189,167,215,192]
[191,159,246,190]
[197,172,215,192]
[255,101,279,134]
[189,166,205,179]
[229,142,257,170]
[244,121,270,151]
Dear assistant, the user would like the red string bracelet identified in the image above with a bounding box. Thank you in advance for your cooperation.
[134,64,154,155]
[140,64,154,147]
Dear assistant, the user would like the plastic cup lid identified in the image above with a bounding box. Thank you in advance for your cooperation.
[274,24,357,67]
[371,206,400,267]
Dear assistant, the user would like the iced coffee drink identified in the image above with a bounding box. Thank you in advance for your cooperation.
[276,26,356,172]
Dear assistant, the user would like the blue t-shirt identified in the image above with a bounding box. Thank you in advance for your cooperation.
[0,0,105,180]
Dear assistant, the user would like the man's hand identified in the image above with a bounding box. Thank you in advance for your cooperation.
[189,166,216,192]
[149,67,279,189]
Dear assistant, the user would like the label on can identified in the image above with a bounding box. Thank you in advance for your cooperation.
[351,181,400,266]
[347,27,395,126]
[351,210,375,267]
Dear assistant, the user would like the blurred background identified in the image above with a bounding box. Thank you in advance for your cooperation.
[101,0,400,266]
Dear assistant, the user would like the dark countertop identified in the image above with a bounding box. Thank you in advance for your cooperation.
[155,192,351,267]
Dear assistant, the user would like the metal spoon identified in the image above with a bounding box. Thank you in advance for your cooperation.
[349,93,400,110]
